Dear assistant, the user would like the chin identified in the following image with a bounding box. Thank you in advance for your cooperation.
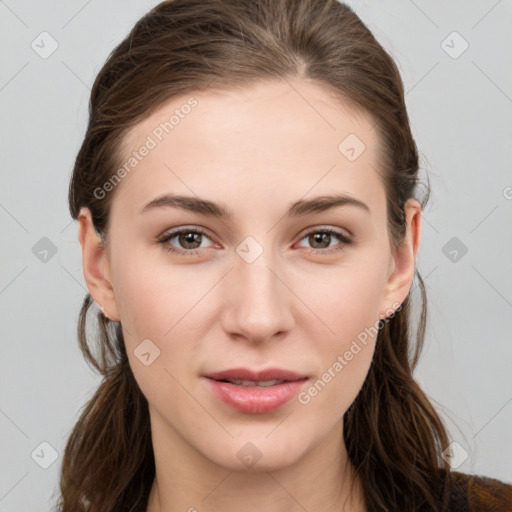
[203,434,308,473]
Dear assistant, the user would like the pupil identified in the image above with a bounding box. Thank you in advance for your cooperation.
[181,232,200,248]
[311,233,329,248]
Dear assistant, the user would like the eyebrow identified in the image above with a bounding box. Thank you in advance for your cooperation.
[140,193,370,218]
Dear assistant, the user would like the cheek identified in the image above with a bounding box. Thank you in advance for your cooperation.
[304,253,388,341]
[299,256,387,409]
[111,247,215,389]
[116,264,199,412]
[299,294,379,418]
[110,242,199,338]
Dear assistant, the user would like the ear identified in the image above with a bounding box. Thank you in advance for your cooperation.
[77,207,120,322]
[379,198,422,319]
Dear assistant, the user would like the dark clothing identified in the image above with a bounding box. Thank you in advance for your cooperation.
[447,471,512,511]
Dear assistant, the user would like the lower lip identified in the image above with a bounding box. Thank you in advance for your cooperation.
[203,377,308,414]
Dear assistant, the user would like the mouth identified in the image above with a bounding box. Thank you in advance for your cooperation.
[202,368,309,414]
[212,378,291,387]
[203,367,308,383]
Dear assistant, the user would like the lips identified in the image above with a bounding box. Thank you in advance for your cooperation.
[203,367,307,383]
[202,367,309,413]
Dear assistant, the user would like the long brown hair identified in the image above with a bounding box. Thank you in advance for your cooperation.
[58,0,453,510]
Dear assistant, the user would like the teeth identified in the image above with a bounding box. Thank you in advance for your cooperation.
[256,380,284,387]
[226,379,285,387]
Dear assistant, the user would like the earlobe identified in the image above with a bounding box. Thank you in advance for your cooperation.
[77,207,120,322]
[379,198,422,318]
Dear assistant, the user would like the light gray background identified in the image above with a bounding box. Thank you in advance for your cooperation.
[1,0,511,510]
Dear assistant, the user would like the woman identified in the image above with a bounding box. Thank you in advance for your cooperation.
[58,0,512,510]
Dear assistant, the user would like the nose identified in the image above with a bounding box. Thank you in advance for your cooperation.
[221,247,295,344]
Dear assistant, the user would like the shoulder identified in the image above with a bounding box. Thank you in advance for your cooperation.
[447,470,512,511]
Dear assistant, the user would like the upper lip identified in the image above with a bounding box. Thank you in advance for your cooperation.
[203,367,308,382]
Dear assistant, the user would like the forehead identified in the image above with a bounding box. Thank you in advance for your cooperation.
[111,78,384,223]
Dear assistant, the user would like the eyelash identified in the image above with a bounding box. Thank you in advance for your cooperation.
[156,226,353,257]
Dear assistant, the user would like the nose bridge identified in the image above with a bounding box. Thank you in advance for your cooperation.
[225,237,294,341]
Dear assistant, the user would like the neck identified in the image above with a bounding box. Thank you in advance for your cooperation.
[145,414,366,512]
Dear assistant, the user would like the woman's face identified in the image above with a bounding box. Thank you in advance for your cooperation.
[79,78,419,472]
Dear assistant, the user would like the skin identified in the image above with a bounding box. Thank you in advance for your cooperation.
[78,77,421,512]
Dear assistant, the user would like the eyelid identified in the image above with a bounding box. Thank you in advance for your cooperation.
[157,225,217,246]
[297,224,352,241]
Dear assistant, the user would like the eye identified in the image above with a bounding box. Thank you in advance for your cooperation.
[296,227,352,255]
[157,227,215,256]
